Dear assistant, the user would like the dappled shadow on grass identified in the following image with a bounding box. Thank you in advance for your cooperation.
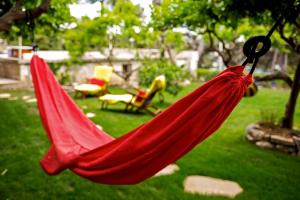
[100,108,147,116]
[153,101,172,109]
[99,100,174,116]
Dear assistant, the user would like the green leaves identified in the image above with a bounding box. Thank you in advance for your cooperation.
[139,58,189,96]
[65,0,144,60]
[7,0,76,46]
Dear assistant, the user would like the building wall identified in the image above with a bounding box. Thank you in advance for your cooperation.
[2,59,141,87]
[65,60,141,86]
[0,59,20,80]
[0,49,199,86]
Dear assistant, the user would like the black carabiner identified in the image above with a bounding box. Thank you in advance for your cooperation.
[241,13,285,74]
[242,35,271,74]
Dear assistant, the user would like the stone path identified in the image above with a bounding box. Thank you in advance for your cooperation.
[1,94,36,102]
[0,94,37,102]
[183,176,243,198]
[0,93,11,99]
[86,112,96,118]
[96,124,103,130]
[22,95,31,100]
[81,105,88,110]
[26,98,37,103]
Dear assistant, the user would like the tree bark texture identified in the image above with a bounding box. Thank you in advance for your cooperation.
[282,59,300,129]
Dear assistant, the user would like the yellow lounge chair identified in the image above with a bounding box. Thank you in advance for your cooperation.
[99,75,166,115]
[74,66,113,98]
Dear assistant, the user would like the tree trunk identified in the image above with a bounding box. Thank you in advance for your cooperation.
[165,44,176,65]
[107,34,114,67]
[100,1,104,16]
[160,32,165,59]
[282,59,300,129]
[197,37,205,68]
[271,49,278,71]
[282,53,288,72]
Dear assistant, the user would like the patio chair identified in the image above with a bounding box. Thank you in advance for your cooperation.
[74,66,113,98]
[99,75,166,115]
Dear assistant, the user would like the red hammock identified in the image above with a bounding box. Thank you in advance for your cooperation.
[30,55,252,185]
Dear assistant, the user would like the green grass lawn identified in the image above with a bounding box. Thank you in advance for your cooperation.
[0,83,300,200]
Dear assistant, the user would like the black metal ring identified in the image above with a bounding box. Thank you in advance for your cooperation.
[243,35,271,60]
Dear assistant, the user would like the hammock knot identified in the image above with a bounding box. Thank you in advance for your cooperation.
[229,65,252,87]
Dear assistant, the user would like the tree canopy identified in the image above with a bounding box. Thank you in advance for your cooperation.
[0,0,299,128]
[0,0,76,48]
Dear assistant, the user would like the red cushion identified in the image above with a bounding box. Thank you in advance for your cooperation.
[135,90,147,102]
[88,78,105,86]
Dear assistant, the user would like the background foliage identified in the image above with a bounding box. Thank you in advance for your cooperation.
[139,58,189,96]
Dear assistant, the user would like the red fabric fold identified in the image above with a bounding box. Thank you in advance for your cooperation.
[30,55,252,184]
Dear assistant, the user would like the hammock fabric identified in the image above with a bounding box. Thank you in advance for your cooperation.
[30,55,252,185]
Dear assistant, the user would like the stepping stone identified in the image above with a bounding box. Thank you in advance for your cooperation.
[86,112,96,118]
[154,164,179,177]
[22,95,31,100]
[0,93,11,99]
[183,176,243,198]
[255,141,274,149]
[9,97,18,101]
[81,105,88,110]
[96,124,103,130]
[1,169,8,176]
[26,98,37,103]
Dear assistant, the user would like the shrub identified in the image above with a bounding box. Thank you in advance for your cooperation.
[48,62,71,85]
[196,68,219,81]
[139,58,189,96]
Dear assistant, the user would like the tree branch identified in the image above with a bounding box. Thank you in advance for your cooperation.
[254,71,293,88]
[113,68,139,82]
[205,29,232,67]
[207,30,214,49]
[278,22,300,53]
[211,30,232,65]
[164,43,176,65]
[0,0,51,32]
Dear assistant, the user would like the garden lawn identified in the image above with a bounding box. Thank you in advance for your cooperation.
[0,84,300,200]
